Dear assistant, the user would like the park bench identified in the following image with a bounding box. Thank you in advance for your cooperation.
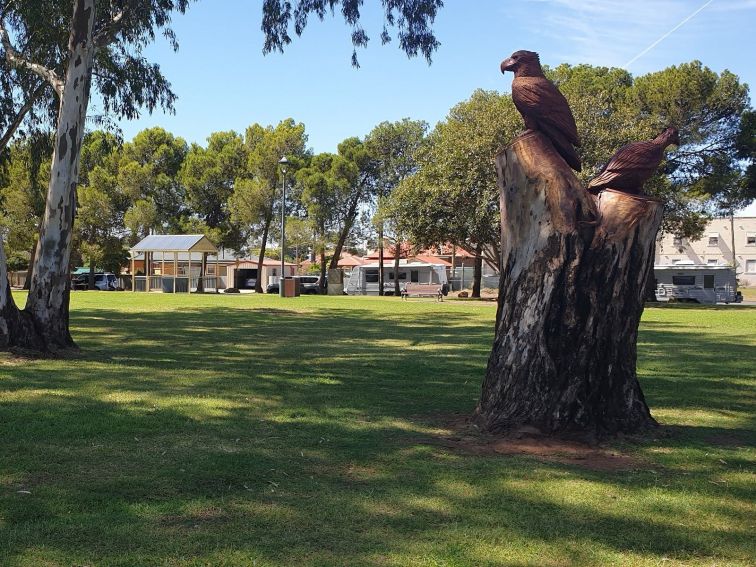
[401,282,444,301]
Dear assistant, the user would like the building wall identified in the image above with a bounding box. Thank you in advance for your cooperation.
[655,217,756,286]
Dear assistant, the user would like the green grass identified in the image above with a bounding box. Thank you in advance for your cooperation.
[1,292,754,567]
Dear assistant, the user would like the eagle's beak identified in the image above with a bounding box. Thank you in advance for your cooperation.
[500,58,515,73]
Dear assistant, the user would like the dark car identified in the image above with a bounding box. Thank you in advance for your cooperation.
[266,275,325,294]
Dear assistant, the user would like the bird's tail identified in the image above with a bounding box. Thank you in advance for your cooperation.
[541,124,581,172]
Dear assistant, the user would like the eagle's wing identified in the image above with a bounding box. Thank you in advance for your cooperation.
[513,77,580,146]
[588,141,659,188]
[601,141,658,174]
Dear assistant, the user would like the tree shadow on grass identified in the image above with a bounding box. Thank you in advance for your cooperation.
[0,301,753,565]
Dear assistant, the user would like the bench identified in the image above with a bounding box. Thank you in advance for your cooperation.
[401,283,444,301]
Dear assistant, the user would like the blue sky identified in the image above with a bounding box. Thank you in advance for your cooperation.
[111,0,756,211]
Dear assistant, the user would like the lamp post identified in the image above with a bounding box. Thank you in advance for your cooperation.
[278,156,289,296]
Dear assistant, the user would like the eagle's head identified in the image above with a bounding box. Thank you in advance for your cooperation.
[657,126,680,147]
[500,50,542,76]
[667,127,681,147]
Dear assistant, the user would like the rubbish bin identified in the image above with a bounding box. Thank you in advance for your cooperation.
[280,277,299,298]
[161,276,175,293]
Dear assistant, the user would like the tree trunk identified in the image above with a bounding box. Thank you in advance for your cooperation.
[319,248,327,293]
[24,0,96,351]
[475,131,661,437]
[472,244,483,298]
[88,257,96,290]
[0,236,43,350]
[378,224,385,296]
[393,241,401,296]
[255,207,273,293]
[22,237,38,290]
[329,193,362,270]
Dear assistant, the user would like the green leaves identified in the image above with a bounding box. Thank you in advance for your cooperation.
[261,0,443,67]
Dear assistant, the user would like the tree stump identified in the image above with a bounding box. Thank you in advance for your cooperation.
[475,131,662,436]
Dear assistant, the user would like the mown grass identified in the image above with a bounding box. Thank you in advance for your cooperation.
[0,292,754,567]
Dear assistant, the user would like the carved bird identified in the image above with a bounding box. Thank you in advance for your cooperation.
[501,50,582,171]
[587,127,680,194]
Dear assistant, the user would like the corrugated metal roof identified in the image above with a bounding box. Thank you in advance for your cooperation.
[130,234,218,253]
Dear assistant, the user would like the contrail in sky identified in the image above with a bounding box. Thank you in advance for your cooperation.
[624,0,716,68]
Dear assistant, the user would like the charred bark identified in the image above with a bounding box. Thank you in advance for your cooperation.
[475,131,661,437]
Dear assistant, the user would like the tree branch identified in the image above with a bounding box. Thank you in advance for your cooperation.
[0,82,47,153]
[94,0,136,48]
[0,19,63,96]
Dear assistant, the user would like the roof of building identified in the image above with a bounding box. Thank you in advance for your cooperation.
[131,234,218,253]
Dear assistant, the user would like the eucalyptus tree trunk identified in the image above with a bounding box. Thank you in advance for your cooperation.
[475,132,661,436]
[24,0,96,350]
[22,237,38,290]
[0,237,42,350]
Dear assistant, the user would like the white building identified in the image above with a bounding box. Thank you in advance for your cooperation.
[655,217,756,287]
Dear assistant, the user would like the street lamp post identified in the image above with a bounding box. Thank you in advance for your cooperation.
[278,156,289,296]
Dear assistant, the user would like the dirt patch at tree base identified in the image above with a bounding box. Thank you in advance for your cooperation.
[416,414,652,472]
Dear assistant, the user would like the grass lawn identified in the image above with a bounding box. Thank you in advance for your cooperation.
[1,292,754,567]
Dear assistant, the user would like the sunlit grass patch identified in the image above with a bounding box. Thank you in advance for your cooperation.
[0,293,753,566]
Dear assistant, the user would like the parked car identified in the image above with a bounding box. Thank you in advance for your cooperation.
[266,275,325,294]
[72,272,118,291]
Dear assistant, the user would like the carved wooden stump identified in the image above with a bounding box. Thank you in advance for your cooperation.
[475,131,661,436]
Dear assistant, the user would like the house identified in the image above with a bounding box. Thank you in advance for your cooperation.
[655,217,756,286]
[128,235,295,292]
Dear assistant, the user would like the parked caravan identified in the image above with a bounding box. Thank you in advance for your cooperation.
[345,260,448,296]
[654,264,740,304]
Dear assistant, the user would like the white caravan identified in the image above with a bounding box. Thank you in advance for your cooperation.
[345,260,448,296]
[654,264,740,304]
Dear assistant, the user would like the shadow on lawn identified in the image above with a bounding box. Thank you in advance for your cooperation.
[0,302,753,565]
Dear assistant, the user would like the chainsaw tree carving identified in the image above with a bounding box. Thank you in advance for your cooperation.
[475,53,666,435]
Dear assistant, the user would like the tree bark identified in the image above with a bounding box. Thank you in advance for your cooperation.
[319,248,327,293]
[22,237,38,290]
[393,241,401,296]
[472,244,483,298]
[329,191,362,270]
[24,0,96,351]
[0,236,43,350]
[255,207,273,293]
[378,224,385,296]
[475,131,661,437]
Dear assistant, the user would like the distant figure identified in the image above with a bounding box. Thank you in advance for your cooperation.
[588,127,680,194]
[501,50,581,171]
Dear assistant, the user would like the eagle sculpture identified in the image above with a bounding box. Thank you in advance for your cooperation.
[587,127,680,194]
[501,50,581,171]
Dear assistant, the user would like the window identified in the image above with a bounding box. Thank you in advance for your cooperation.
[365,269,379,283]
[746,233,756,246]
[707,233,719,246]
[672,275,696,285]
[703,275,715,289]
[410,270,419,283]
[746,260,756,274]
